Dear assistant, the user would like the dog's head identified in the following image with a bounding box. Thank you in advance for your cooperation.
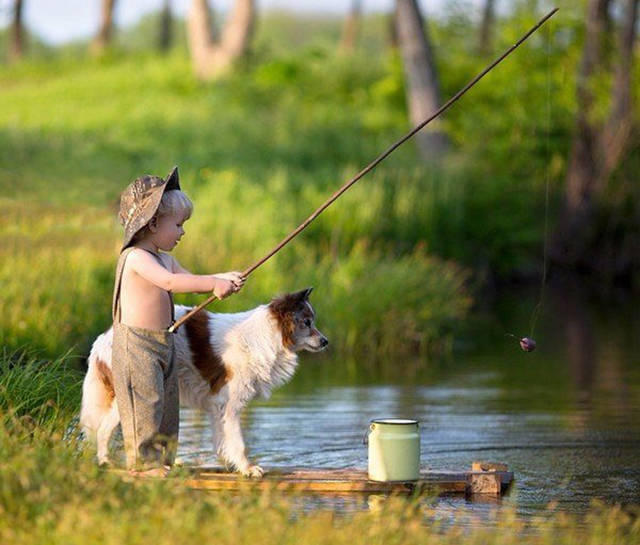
[268,287,329,353]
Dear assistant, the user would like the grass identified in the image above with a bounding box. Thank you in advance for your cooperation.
[7,7,629,360]
[0,350,638,545]
[0,349,83,430]
[0,413,638,545]
[0,46,476,359]
[1,8,639,541]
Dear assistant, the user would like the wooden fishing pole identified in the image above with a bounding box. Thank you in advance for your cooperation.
[169,7,559,334]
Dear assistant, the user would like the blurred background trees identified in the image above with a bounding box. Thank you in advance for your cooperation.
[477,0,495,55]
[394,0,448,159]
[92,0,118,55]
[339,0,361,54]
[551,0,638,278]
[158,0,172,52]
[0,0,638,356]
[8,0,24,61]
[187,0,255,80]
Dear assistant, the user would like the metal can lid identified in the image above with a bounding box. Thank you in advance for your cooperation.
[371,418,418,425]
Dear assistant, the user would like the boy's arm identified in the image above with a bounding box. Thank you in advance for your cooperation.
[169,255,246,288]
[128,249,214,294]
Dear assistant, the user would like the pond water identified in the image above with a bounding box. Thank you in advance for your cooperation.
[178,280,640,519]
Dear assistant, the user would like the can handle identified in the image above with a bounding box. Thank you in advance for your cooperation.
[363,423,375,445]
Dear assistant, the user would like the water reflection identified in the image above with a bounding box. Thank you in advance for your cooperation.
[178,281,640,520]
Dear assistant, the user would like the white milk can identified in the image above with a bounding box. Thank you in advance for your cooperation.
[367,418,420,482]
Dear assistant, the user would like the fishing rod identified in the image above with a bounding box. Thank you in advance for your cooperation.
[169,7,559,334]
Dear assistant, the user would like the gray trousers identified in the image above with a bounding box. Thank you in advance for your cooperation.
[112,323,179,470]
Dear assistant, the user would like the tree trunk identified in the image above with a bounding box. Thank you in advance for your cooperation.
[9,0,25,61]
[477,0,495,55]
[187,0,255,80]
[599,0,638,183]
[158,0,172,52]
[92,0,117,55]
[395,0,448,160]
[387,9,399,49]
[339,0,362,54]
[552,0,638,274]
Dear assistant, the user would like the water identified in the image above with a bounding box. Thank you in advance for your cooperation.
[177,281,640,518]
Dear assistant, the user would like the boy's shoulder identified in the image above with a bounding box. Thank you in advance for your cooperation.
[126,247,173,271]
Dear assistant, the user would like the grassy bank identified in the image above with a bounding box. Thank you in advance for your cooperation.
[4,7,637,359]
[0,407,638,544]
[1,437,638,545]
[0,48,473,358]
[1,330,639,544]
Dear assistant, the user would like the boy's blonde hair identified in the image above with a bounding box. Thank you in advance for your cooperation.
[131,190,193,245]
[156,189,193,221]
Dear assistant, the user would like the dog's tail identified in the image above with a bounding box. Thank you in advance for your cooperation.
[79,329,115,442]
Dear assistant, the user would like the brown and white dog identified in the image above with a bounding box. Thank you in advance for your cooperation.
[80,288,328,477]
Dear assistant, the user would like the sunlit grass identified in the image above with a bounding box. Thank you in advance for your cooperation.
[4,7,609,358]
[1,351,637,545]
[0,50,474,358]
[0,350,82,432]
[0,412,637,545]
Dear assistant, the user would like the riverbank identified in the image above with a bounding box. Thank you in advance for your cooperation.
[0,411,638,544]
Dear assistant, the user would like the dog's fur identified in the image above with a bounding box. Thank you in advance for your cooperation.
[80,288,327,477]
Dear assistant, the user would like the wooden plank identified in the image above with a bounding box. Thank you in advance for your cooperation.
[113,464,513,496]
[468,471,502,494]
[472,461,509,472]
[185,466,513,495]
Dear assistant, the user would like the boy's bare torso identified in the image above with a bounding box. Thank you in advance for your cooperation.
[119,250,174,331]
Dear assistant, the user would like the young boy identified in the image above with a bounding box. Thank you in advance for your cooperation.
[113,166,244,476]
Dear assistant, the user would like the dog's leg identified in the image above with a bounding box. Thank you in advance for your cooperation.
[207,404,224,461]
[96,402,120,466]
[220,404,263,478]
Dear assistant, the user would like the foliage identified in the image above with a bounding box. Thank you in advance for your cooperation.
[0,350,83,430]
[1,5,638,359]
[0,46,470,358]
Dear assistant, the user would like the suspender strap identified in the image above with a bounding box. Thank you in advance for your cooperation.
[112,247,137,324]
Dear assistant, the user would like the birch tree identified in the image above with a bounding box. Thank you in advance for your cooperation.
[477,0,495,55]
[158,0,172,52]
[92,0,118,55]
[9,0,25,61]
[552,0,639,273]
[187,0,255,80]
[395,0,448,159]
[339,0,362,54]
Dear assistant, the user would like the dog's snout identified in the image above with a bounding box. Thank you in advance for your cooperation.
[320,337,329,347]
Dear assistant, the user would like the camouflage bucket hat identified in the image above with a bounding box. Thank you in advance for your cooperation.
[119,166,180,251]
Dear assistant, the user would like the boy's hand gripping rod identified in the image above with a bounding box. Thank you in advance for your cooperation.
[169,7,558,334]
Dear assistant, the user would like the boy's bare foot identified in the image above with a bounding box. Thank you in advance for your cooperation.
[129,465,171,478]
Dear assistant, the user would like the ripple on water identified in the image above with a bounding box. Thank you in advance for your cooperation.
[177,371,640,521]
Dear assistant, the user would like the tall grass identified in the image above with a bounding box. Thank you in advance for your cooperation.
[1,352,638,544]
[6,7,633,358]
[0,415,638,544]
[0,49,473,358]
[0,350,83,430]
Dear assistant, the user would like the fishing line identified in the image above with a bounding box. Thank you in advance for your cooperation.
[506,15,553,352]
[170,8,560,334]
[527,20,552,340]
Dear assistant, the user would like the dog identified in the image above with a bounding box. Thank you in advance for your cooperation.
[80,287,328,477]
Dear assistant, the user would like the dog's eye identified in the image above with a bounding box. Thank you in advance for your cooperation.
[303,318,311,327]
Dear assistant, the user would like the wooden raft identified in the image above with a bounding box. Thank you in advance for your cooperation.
[180,461,512,496]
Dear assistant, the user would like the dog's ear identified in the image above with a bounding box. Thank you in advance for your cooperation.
[291,287,313,304]
[269,288,313,314]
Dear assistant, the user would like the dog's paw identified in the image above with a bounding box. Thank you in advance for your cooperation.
[242,465,264,479]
